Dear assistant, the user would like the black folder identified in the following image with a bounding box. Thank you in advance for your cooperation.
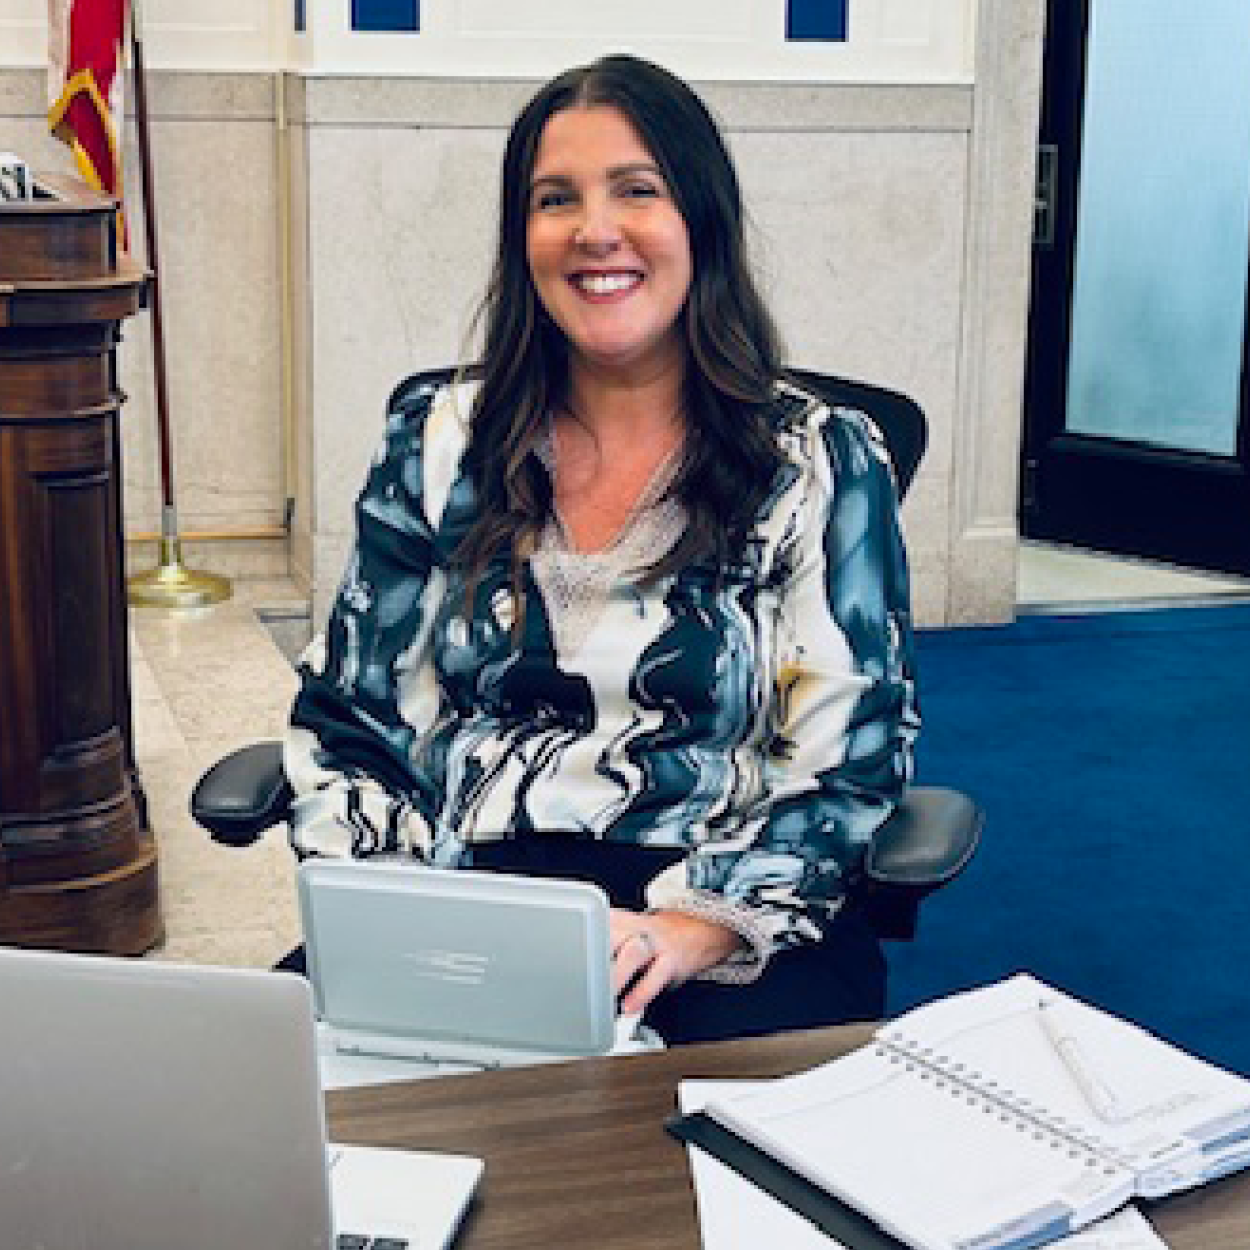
[666,1110,908,1250]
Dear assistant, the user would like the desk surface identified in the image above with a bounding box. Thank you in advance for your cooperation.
[327,1023,1250,1250]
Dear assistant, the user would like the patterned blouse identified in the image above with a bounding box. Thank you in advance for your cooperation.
[285,374,919,974]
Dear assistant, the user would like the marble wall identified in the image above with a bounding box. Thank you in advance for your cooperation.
[0,0,1044,625]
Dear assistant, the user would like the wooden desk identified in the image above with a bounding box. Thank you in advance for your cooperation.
[327,1024,1250,1250]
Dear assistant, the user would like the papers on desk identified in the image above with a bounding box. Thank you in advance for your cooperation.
[1053,1209,1169,1249]
[680,1081,851,1249]
[679,1082,1170,1250]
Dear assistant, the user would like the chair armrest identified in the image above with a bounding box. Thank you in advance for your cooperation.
[858,786,983,940]
[189,741,293,846]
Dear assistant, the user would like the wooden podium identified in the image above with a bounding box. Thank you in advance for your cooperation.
[0,175,162,953]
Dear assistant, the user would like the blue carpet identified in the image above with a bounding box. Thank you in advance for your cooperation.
[886,603,1250,1074]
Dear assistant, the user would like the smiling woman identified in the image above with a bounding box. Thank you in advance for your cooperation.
[525,106,692,386]
[462,54,786,596]
[284,54,920,1045]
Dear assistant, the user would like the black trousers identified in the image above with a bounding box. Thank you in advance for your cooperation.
[280,838,885,1045]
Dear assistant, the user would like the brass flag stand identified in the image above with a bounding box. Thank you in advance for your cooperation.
[125,0,230,609]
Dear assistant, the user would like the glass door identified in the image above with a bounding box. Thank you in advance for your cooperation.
[1022,0,1250,574]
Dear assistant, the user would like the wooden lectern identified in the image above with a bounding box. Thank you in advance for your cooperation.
[0,174,162,953]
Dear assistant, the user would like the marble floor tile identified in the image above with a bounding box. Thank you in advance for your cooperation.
[132,584,302,969]
[1018,542,1250,613]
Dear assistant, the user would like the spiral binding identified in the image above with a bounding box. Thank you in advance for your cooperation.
[872,1033,1135,1177]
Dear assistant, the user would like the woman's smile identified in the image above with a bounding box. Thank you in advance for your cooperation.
[569,269,644,298]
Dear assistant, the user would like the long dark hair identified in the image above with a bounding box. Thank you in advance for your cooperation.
[458,53,784,601]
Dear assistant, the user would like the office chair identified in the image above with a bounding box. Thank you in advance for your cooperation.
[190,367,982,941]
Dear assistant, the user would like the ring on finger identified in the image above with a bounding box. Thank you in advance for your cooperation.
[632,930,657,959]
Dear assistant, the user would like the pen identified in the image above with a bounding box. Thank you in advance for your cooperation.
[1036,1000,1129,1124]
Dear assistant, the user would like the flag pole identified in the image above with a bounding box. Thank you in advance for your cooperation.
[125,0,230,608]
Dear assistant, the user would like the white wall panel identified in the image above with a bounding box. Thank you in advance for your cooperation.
[138,0,288,70]
[1,0,973,81]
[0,0,288,69]
[0,0,44,67]
[302,0,972,81]
[452,0,757,40]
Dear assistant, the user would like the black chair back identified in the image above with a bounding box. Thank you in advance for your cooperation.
[787,368,928,499]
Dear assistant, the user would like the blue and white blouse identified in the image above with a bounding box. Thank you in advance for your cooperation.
[286,374,919,969]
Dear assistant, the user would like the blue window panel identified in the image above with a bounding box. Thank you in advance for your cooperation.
[786,0,847,41]
[351,0,420,32]
[294,0,305,32]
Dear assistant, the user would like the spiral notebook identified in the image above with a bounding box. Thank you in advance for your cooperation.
[670,973,1250,1250]
[677,1082,1170,1250]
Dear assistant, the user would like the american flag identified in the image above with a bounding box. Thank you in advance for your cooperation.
[47,0,128,210]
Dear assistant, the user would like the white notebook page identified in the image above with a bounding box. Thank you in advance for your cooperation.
[880,975,1250,1194]
[707,1046,1132,1250]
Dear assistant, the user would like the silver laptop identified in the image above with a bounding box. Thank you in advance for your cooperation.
[299,860,633,1082]
[0,943,482,1250]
